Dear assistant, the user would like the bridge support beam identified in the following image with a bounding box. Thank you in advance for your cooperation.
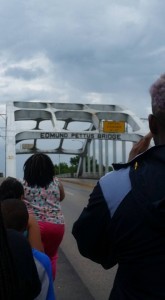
[6,102,16,177]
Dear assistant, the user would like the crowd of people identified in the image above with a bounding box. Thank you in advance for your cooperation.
[0,73,165,299]
[0,153,65,300]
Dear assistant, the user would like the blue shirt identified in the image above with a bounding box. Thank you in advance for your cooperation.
[32,248,56,300]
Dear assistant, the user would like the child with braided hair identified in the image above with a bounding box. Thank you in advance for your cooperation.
[22,153,65,280]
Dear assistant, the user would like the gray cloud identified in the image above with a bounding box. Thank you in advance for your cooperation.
[4,67,44,80]
[0,0,164,118]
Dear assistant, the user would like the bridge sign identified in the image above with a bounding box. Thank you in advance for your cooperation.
[103,121,125,133]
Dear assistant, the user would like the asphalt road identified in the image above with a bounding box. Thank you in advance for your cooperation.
[55,179,117,300]
[55,248,94,300]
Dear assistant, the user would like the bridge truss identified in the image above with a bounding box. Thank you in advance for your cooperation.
[6,102,148,177]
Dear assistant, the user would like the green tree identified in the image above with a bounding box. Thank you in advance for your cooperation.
[54,162,70,175]
[60,162,70,174]
[70,155,80,173]
[54,164,59,175]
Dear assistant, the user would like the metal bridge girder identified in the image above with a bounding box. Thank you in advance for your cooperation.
[6,101,148,177]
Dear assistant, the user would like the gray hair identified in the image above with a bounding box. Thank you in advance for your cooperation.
[150,74,165,114]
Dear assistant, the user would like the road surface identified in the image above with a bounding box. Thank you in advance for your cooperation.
[55,179,117,300]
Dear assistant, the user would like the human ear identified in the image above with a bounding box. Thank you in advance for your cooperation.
[148,114,158,134]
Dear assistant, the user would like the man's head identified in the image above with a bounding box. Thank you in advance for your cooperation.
[1,198,28,232]
[149,74,165,145]
[150,74,165,115]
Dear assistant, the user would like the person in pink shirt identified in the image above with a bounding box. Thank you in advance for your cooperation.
[22,153,65,280]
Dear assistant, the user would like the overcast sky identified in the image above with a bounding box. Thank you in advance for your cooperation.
[0,0,164,118]
[0,0,165,176]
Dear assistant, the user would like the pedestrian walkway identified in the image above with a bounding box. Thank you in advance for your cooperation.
[55,248,94,300]
[55,177,97,299]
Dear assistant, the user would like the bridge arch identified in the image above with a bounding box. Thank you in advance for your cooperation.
[6,101,148,178]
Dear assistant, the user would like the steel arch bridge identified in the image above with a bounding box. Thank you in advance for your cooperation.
[6,101,148,178]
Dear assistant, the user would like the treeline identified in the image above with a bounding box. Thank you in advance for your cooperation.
[54,155,80,175]
[54,155,113,175]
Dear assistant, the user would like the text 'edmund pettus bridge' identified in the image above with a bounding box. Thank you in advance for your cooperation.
[40,132,122,140]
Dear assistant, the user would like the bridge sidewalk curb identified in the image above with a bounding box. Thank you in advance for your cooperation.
[61,178,98,188]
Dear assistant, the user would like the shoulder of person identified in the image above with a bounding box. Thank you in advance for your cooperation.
[112,145,158,171]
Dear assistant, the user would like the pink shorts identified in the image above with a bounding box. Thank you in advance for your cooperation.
[38,221,65,280]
